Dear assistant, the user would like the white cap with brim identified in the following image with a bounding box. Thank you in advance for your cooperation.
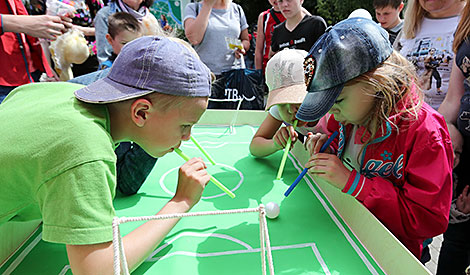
[264,49,308,110]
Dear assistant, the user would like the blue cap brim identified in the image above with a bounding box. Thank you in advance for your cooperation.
[296,84,343,122]
[74,76,154,104]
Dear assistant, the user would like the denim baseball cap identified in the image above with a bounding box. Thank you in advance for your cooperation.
[75,36,211,103]
[296,17,392,122]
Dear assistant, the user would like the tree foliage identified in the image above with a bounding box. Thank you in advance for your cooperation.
[234,0,375,28]
[315,0,374,25]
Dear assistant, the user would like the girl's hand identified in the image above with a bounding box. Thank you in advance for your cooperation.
[273,125,297,149]
[305,153,350,190]
[456,185,470,214]
[304,132,331,155]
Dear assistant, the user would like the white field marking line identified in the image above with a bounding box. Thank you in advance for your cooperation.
[311,243,331,275]
[147,241,319,262]
[3,232,42,275]
[181,141,250,149]
[58,265,71,275]
[248,125,258,135]
[159,163,243,199]
[288,153,381,275]
[193,127,236,136]
[147,232,253,260]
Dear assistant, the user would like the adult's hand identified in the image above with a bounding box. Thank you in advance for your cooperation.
[2,14,72,39]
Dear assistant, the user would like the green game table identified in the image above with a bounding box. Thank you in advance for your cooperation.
[0,110,431,274]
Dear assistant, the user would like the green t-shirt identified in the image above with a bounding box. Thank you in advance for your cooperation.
[0,82,117,245]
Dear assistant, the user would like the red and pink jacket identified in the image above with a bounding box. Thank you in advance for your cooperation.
[326,102,453,259]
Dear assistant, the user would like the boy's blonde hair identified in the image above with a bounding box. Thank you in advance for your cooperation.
[348,51,423,147]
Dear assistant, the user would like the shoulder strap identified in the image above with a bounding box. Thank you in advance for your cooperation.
[269,8,281,25]
[195,2,199,16]
[235,3,241,22]
[5,0,33,82]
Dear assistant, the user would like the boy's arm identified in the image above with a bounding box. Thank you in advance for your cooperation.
[66,158,210,274]
[254,12,265,70]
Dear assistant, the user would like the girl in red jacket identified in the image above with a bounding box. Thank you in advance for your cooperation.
[296,17,453,261]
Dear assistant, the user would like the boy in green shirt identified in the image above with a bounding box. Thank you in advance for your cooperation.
[0,36,212,273]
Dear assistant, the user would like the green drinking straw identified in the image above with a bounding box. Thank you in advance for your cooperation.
[276,120,299,180]
[190,136,216,165]
[174,148,235,198]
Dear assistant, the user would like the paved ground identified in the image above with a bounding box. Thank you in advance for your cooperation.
[425,234,443,274]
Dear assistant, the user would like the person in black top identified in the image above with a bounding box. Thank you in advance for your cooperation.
[269,0,326,57]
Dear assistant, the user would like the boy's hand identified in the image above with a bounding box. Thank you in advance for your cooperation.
[305,153,350,190]
[273,125,297,149]
[457,185,470,214]
[173,157,211,208]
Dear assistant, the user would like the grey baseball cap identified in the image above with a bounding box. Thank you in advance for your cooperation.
[75,36,212,103]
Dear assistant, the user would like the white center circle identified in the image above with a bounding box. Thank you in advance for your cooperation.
[159,163,244,199]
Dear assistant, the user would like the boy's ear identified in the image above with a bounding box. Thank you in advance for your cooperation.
[398,2,404,12]
[130,98,153,127]
[105,33,113,45]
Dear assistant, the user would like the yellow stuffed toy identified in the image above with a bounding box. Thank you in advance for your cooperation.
[49,29,89,81]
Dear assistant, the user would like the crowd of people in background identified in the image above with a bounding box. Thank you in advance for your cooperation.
[1,0,470,274]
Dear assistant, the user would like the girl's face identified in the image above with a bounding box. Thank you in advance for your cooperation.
[418,0,461,18]
[328,82,376,126]
[123,0,144,10]
[278,103,308,126]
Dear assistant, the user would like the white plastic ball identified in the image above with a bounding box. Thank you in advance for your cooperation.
[265,202,280,219]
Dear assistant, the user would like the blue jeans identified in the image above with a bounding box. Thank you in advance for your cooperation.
[0,85,15,103]
[0,70,42,103]
[68,68,111,85]
[115,142,157,195]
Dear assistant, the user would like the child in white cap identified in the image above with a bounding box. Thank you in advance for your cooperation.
[298,17,453,260]
[250,48,327,157]
[0,36,212,273]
